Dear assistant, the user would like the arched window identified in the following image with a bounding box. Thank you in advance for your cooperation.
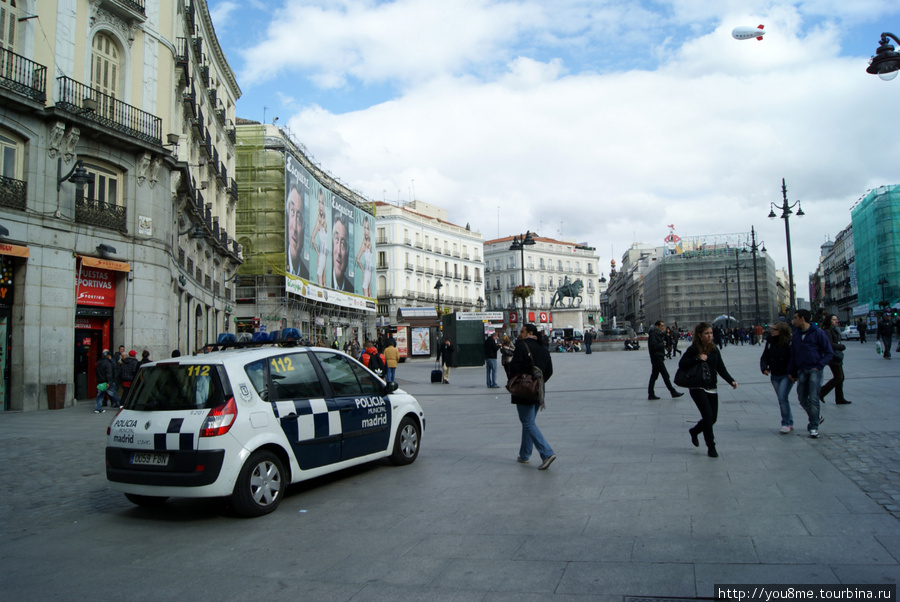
[0,128,23,180]
[91,32,120,118]
[1,0,19,53]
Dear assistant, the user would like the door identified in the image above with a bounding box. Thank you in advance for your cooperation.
[0,307,8,410]
[265,352,341,470]
[313,351,391,460]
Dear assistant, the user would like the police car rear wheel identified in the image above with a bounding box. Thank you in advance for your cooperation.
[389,417,420,466]
[231,450,284,517]
[124,493,169,507]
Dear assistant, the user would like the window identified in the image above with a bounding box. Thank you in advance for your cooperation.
[0,0,19,52]
[268,353,325,400]
[82,159,122,206]
[91,32,121,118]
[540,258,545,269]
[0,129,22,179]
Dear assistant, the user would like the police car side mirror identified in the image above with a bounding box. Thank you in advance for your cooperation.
[384,381,398,394]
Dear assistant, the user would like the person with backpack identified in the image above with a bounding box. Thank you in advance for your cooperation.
[361,341,386,377]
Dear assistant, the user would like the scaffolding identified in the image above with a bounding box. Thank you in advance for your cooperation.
[851,185,900,308]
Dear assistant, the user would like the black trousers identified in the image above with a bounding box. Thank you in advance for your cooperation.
[819,360,845,403]
[689,388,719,448]
[648,358,675,395]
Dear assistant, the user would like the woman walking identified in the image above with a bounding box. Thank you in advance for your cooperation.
[820,314,851,404]
[680,322,738,458]
[760,322,795,433]
[510,324,556,470]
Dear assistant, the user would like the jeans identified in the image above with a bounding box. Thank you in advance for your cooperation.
[585,342,592,354]
[516,403,554,461]
[770,374,794,427]
[385,367,396,383]
[95,384,121,411]
[485,358,498,387]
[795,368,824,431]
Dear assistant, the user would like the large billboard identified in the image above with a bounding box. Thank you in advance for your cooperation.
[284,154,376,311]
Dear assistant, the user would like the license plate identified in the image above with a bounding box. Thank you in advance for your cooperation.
[130,452,169,466]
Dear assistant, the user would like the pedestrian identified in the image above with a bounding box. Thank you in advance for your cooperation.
[877,314,893,359]
[383,338,399,383]
[857,318,866,344]
[648,320,684,400]
[139,349,152,366]
[820,314,851,405]
[438,338,454,384]
[500,334,515,379]
[760,322,795,433]
[754,324,764,345]
[360,341,386,377]
[118,350,140,403]
[350,338,361,360]
[484,332,501,388]
[671,328,682,357]
[681,322,738,458]
[788,309,834,438]
[94,349,121,413]
[510,324,556,470]
[584,328,593,354]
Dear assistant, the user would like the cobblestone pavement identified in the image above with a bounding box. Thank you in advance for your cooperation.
[817,432,900,519]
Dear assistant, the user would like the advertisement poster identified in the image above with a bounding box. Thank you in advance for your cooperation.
[411,327,431,356]
[395,328,409,359]
[76,264,116,307]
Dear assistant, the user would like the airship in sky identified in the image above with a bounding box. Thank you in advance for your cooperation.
[732,24,766,41]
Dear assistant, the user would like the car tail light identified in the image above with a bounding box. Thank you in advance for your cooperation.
[106,407,124,435]
[199,397,237,437]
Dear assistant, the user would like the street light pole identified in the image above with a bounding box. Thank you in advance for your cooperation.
[434,279,443,321]
[509,231,536,326]
[733,249,744,327]
[769,179,804,317]
[721,267,731,323]
[748,226,765,326]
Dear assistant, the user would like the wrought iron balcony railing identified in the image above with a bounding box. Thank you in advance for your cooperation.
[0,47,47,103]
[56,77,161,145]
[75,196,127,232]
[0,175,27,211]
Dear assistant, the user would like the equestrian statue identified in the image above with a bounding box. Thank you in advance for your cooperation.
[550,277,584,307]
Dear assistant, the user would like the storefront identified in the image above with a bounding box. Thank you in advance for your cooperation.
[0,243,27,411]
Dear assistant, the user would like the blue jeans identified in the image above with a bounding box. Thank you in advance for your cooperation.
[385,367,396,383]
[795,368,823,431]
[486,358,498,387]
[516,403,554,461]
[770,374,794,427]
[95,384,121,411]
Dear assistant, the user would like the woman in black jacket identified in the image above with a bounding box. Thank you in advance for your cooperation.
[509,324,556,470]
[679,322,738,458]
[819,314,850,405]
[760,322,795,433]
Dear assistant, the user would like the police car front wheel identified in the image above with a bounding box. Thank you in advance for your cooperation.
[231,450,285,517]
[389,416,420,466]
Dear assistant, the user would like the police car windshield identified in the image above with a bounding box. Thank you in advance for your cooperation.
[127,364,225,411]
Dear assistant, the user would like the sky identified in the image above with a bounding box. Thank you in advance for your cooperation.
[207,0,900,305]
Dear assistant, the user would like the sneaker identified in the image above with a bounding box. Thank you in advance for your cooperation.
[809,429,819,438]
[538,455,557,470]
[779,425,793,434]
[94,409,105,414]
[516,457,529,464]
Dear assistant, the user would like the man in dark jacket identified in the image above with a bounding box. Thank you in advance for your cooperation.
[877,314,893,359]
[648,320,684,400]
[584,329,593,354]
[94,349,121,413]
[118,350,140,403]
[438,338,454,384]
[788,309,833,438]
[509,324,556,470]
[484,332,501,388]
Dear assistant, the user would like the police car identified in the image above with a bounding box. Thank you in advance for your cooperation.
[106,334,424,517]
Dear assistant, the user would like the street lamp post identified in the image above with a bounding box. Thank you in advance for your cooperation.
[720,268,735,324]
[434,279,443,321]
[733,249,744,327]
[509,231,536,325]
[877,276,889,309]
[748,226,766,326]
[867,33,900,80]
[769,179,804,318]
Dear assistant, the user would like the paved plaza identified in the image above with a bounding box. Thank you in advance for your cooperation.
[1,340,899,599]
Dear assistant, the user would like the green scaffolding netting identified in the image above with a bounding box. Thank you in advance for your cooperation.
[851,184,900,309]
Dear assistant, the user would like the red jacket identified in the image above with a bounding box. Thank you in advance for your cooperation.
[361,346,385,368]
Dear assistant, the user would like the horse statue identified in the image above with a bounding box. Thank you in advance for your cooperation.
[550,278,584,307]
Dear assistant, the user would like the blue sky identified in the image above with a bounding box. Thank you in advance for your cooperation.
[208,0,900,310]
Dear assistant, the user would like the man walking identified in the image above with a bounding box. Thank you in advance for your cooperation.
[648,320,684,400]
[788,309,833,438]
[95,349,121,413]
[584,329,593,354]
[484,332,501,388]
[877,313,893,359]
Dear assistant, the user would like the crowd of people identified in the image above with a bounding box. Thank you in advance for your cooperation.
[93,346,153,414]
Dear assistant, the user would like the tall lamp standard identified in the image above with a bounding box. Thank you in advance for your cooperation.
[769,179,804,317]
[509,231,536,325]
[866,33,900,80]
[434,279,443,322]
[877,276,889,309]
[747,226,766,326]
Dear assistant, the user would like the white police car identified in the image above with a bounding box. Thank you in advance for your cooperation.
[106,337,424,517]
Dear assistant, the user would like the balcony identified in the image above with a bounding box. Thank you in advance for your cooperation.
[0,175,27,211]
[56,77,161,145]
[75,196,127,232]
[174,38,189,84]
[377,260,389,269]
[405,263,414,271]
[0,47,47,103]
[228,178,238,199]
[226,125,236,144]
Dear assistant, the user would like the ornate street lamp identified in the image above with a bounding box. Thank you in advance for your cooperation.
[747,226,766,326]
[867,33,900,81]
[769,179,804,317]
[434,279,443,319]
[509,231,536,325]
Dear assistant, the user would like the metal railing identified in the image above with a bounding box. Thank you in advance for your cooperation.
[0,175,27,211]
[0,47,47,102]
[75,196,127,232]
[56,77,161,145]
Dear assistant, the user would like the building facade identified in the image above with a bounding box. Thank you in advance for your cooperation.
[0,0,239,411]
[851,185,900,312]
[373,200,485,323]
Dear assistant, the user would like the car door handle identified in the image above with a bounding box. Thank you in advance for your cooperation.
[282,413,298,420]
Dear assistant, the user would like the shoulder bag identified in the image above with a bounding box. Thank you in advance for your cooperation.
[506,343,545,405]
[674,359,713,389]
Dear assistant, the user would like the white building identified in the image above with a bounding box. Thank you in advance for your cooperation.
[374,201,484,321]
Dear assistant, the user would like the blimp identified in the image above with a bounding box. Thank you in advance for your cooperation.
[732,24,766,41]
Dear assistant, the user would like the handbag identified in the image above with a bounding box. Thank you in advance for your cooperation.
[674,360,713,389]
[505,343,545,405]
[96,382,109,392]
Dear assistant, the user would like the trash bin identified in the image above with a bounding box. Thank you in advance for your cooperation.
[46,383,67,410]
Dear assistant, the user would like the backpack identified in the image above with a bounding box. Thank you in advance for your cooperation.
[366,351,385,376]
